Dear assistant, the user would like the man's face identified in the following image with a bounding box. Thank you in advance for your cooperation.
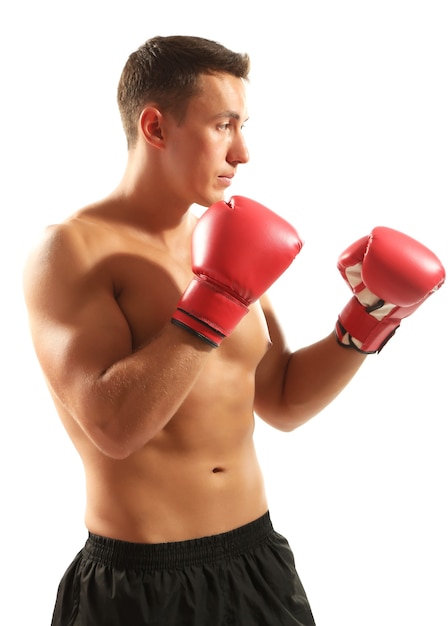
[162,73,250,207]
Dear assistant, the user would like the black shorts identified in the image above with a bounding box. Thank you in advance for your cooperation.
[51,512,315,626]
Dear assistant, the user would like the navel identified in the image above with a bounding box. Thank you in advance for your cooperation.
[212,466,225,473]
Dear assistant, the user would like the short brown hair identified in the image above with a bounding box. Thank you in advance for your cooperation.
[117,35,250,148]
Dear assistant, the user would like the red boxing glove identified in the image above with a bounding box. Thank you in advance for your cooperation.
[335,226,445,354]
[172,196,303,347]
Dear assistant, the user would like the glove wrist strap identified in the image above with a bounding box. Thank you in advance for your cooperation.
[336,297,400,354]
[171,277,249,347]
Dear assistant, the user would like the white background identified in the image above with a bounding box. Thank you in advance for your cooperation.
[2,1,447,624]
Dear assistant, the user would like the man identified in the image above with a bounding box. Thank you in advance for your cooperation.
[23,35,445,625]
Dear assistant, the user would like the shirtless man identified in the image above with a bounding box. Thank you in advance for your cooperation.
[23,35,445,626]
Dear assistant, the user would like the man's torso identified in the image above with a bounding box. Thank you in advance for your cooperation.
[48,203,272,542]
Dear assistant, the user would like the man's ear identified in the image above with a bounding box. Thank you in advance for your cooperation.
[139,106,165,147]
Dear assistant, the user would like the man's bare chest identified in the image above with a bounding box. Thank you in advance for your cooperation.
[105,239,193,349]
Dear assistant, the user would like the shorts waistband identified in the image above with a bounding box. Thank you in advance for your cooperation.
[84,511,273,570]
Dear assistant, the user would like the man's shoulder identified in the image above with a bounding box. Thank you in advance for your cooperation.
[37,200,129,261]
[22,204,112,291]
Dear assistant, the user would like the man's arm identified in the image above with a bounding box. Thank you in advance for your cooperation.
[254,296,366,431]
[23,224,213,460]
[255,226,445,431]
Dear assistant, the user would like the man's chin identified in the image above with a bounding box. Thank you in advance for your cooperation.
[200,192,227,208]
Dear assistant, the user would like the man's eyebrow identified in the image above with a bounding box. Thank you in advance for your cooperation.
[216,111,249,122]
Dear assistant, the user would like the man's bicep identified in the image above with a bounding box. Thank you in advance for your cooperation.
[253,296,291,422]
[23,230,133,411]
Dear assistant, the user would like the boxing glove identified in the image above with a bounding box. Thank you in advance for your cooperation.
[335,226,445,353]
[171,196,303,347]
